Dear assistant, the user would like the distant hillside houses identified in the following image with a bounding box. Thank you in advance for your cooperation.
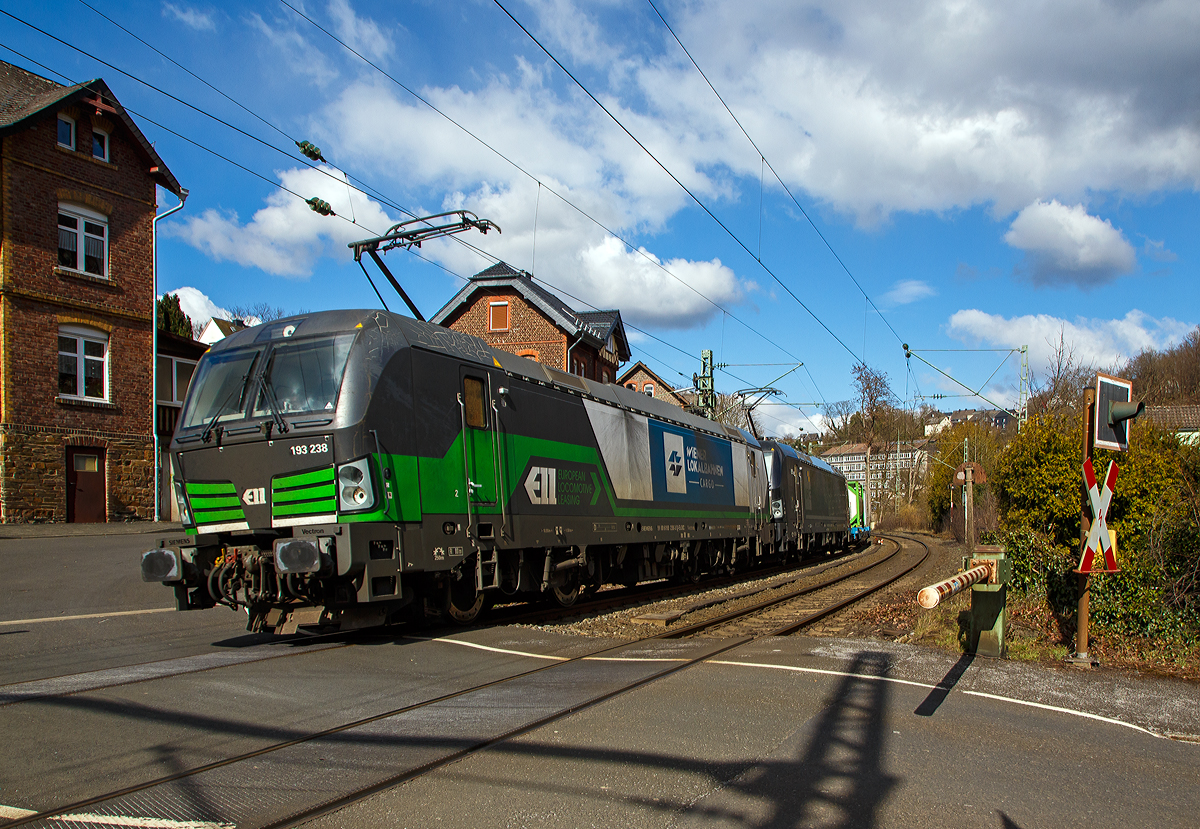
[924,408,1013,436]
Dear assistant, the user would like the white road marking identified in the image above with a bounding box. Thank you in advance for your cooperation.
[0,608,175,627]
[417,636,694,663]
[708,659,939,690]
[417,637,569,661]
[47,813,233,829]
[582,657,690,663]
[0,805,35,819]
[0,805,234,828]
[708,659,1172,738]
[0,643,342,705]
[962,690,1161,737]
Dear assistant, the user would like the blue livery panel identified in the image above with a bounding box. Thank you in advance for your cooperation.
[649,421,736,505]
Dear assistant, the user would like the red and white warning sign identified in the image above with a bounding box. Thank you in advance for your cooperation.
[1078,458,1120,574]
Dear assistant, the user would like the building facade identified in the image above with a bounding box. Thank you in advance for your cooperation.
[822,440,930,515]
[431,262,631,382]
[616,360,689,408]
[0,63,182,522]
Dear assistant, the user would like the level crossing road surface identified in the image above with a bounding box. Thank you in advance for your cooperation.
[1,530,1197,829]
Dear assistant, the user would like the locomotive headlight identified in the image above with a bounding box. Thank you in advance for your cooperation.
[274,538,322,574]
[173,481,191,525]
[771,500,784,519]
[141,548,181,582]
[337,457,375,512]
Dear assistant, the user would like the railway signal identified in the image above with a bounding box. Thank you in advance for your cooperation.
[1072,373,1141,665]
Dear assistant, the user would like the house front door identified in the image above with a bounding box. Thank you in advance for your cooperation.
[66,447,106,523]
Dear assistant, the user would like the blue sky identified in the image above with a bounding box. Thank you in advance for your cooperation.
[6,0,1198,437]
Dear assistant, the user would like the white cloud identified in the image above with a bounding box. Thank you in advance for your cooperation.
[163,166,395,277]
[947,308,1194,369]
[248,13,338,87]
[161,286,230,332]
[327,0,392,62]
[162,2,215,31]
[1141,235,1178,263]
[1003,200,1136,288]
[884,279,935,305]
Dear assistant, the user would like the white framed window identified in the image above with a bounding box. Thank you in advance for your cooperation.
[156,355,197,406]
[643,383,655,397]
[58,325,108,401]
[488,301,509,331]
[625,382,637,391]
[57,113,75,149]
[58,204,108,278]
[92,128,109,161]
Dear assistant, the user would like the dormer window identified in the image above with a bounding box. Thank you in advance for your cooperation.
[57,114,75,149]
[92,128,109,161]
[488,301,509,332]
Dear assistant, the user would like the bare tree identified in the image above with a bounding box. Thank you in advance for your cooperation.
[853,363,891,526]
[1028,329,1094,416]
[822,399,857,442]
[226,303,292,327]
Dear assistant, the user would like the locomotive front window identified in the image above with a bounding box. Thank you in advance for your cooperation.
[253,333,355,417]
[179,349,261,430]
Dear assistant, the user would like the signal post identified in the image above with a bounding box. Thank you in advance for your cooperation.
[1071,374,1143,666]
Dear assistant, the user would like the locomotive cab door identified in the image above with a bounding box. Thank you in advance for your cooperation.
[458,373,499,508]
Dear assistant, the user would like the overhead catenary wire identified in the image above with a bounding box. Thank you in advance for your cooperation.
[644,0,908,350]
[274,0,810,370]
[489,0,864,368]
[11,6,829,424]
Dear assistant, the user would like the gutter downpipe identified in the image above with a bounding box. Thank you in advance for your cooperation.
[565,325,587,376]
[151,188,189,521]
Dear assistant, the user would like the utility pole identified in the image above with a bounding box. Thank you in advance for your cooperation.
[695,350,717,421]
[1018,345,1029,430]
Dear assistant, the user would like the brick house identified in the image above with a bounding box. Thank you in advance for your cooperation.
[616,360,689,408]
[431,262,631,382]
[0,62,183,522]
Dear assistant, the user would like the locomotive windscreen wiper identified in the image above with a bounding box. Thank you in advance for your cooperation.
[254,366,290,435]
[200,355,259,444]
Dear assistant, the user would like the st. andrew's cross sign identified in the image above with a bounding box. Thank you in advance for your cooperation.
[1078,458,1120,574]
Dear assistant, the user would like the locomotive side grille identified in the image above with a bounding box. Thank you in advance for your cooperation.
[185,480,249,531]
[271,465,337,527]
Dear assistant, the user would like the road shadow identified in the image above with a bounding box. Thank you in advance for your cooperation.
[19,649,902,829]
[914,651,975,717]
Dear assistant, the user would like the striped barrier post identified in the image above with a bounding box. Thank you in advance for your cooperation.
[917,564,992,610]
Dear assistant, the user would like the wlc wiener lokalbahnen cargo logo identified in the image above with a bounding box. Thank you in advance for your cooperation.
[663,432,687,494]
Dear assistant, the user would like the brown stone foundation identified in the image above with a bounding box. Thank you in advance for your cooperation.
[0,423,152,522]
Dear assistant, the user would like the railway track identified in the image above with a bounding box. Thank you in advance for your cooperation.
[1,534,928,829]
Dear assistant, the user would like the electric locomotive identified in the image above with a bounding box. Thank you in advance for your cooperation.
[141,309,849,631]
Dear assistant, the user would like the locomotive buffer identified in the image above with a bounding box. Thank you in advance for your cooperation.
[350,211,501,320]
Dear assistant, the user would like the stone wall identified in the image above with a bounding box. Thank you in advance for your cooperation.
[0,423,152,522]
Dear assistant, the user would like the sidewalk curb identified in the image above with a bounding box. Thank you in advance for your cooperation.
[0,522,183,540]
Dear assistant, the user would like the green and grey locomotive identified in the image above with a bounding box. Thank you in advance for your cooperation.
[141,309,850,631]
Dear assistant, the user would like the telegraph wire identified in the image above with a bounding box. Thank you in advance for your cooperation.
[275,0,808,369]
[6,9,826,422]
[490,0,864,366]
[644,0,906,349]
[2,42,823,437]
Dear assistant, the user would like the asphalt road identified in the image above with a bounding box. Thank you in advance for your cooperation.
[1,530,1197,829]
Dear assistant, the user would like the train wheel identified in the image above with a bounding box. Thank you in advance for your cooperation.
[549,568,581,607]
[443,576,488,625]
